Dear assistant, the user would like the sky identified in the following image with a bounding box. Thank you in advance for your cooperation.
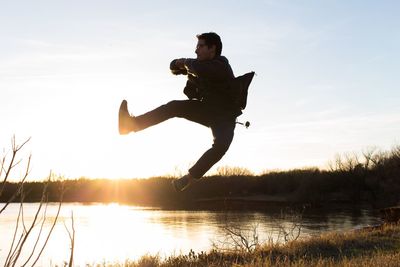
[1,1,399,181]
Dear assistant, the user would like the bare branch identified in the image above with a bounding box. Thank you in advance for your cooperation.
[31,183,64,267]
[12,136,31,153]
[0,153,7,180]
[10,189,45,267]
[217,223,260,253]
[277,208,303,244]
[1,155,32,215]
[0,150,17,194]
[1,136,66,267]
[362,147,377,170]
[4,201,23,267]
[21,198,49,267]
[7,187,28,267]
[64,211,75,267]
[11,159,23,170]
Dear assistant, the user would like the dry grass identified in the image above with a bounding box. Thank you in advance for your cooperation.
[86,223,400,267]
[239,251,400,267]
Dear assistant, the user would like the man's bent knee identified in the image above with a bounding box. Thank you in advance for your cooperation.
[212,142,231,158]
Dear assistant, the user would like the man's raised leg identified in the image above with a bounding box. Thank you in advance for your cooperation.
[120,99,211,134]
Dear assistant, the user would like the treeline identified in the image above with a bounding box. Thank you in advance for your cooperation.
[2,146,399,209]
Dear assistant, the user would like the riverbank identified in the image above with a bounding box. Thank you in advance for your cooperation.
[3,144,400,209]
[96,223,400,267]
[3,145,400,209]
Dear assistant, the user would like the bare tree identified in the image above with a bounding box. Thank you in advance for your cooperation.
[343,152,360,172]
[0,136,31,214]
[362,147,379,170]
[1,136,73,266]
[391,146,400,159]
[212,208,303,253]
[276,209,302,243]
[329,150,373,173]
[212,223,260,253]
[216,166,253,176]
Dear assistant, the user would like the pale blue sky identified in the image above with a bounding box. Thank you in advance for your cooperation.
[1,1,399,180]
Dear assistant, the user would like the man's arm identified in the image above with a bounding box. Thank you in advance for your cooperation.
[171,57,234,81]
[173,58,186,69]
[170,58,187,75]
[184,58,233,81]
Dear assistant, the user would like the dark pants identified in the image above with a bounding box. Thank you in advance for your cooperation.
[134,100,236,179]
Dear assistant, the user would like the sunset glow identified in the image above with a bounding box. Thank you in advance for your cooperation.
[1,1,399,180]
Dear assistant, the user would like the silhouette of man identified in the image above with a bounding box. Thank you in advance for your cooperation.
[119,32,241,192]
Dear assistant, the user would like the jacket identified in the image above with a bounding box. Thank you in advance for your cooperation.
[181,56,241,117]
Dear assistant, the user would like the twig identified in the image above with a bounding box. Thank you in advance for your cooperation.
[0,153,7,182]
[10,188,46,267]
[21,196,50,267]
[0,154,31,214]
[4,201,23,267]
[64,211,75,267]
[31,184,64,267]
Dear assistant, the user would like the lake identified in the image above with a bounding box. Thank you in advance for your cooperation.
[0,202,382,266]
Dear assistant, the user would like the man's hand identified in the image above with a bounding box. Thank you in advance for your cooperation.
[170,58,187,75]
[174,58,186,69]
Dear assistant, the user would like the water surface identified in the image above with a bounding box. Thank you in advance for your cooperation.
[0,202,382,266]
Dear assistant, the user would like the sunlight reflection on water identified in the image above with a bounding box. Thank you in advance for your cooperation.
[0,203,381,266]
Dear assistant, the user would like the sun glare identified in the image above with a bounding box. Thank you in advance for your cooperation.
[36,203,184,265]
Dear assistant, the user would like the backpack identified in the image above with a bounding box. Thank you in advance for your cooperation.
[229,71,255,110]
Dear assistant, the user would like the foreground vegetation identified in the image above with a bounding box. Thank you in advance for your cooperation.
[86,223,400,267]
[2,146,400,209]
[2,137,399,266]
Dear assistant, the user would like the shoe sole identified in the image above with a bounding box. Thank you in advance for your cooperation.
[119,100,129,135]
[171,178,192,192]
[171,179,180,192]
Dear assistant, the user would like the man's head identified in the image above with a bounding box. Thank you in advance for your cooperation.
[195,32,222,61]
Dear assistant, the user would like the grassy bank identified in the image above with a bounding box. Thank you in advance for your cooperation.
[90,223,400,267]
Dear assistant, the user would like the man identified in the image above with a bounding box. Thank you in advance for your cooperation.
[119,32,242,192]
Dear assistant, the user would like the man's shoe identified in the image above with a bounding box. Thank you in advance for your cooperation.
[172,174,193,192]
[118,100,136,135]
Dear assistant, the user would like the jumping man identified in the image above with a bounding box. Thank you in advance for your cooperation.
[119,32,246,192]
